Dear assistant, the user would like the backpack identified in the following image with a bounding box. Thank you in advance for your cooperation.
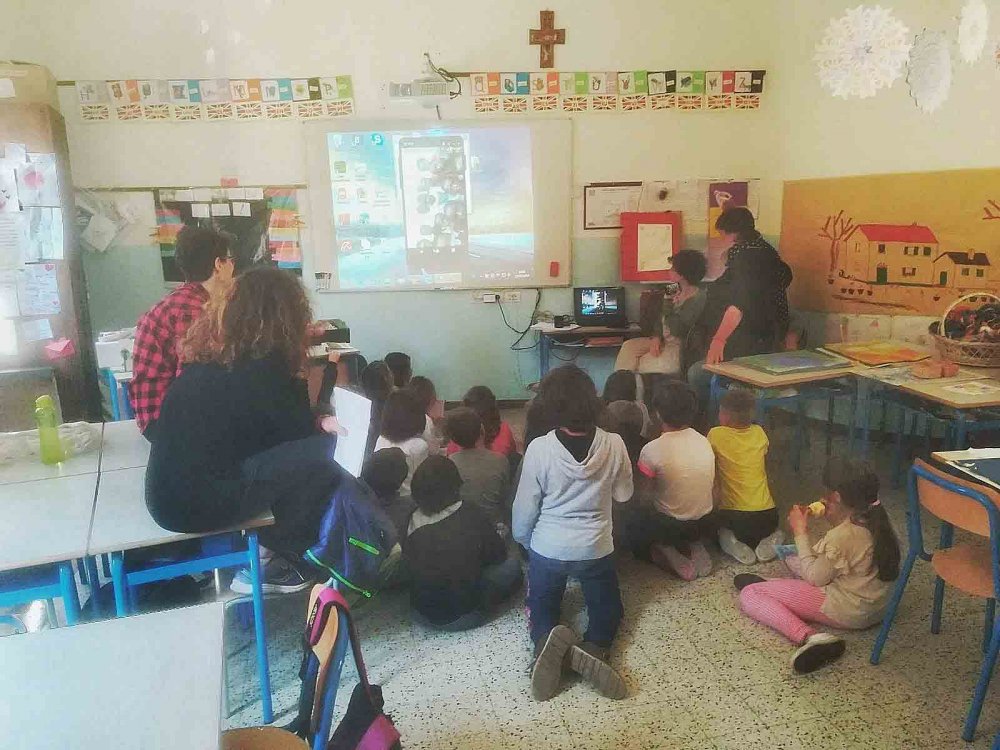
[289,585,401,750]
[304,475,398,599]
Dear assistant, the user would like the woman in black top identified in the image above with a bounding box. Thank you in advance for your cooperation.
[145,266,341,592]
[700,207,793,364]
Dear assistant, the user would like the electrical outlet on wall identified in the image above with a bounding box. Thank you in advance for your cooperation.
[501,291,522,303]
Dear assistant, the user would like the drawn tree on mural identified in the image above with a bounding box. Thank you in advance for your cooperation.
[818,210,859,274]
[983,199,1000,220]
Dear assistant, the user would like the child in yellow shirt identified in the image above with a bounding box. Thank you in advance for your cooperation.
[707,389,783,564]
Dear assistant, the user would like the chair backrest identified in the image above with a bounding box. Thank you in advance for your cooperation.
[912,459,999,537]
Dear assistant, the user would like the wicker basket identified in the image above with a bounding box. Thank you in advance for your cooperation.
[932,292,1000,367]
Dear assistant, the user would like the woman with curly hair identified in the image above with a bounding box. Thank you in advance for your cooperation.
[145,266,340,593]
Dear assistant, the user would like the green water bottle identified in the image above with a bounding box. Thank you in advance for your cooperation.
[34,395,65,465]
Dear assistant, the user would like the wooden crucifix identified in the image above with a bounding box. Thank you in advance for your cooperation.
[529,10,565,69]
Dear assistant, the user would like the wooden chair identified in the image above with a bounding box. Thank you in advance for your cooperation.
[870,458,1000,742]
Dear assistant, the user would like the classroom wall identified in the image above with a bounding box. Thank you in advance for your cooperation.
[0,0,782,399]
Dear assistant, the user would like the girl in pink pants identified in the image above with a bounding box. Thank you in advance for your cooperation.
[735,456,901,674]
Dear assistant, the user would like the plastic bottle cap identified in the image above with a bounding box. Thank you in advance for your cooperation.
[35,395,55,409]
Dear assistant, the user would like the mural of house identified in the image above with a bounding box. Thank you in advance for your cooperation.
[843,223,939,285]
[934,250,991,289]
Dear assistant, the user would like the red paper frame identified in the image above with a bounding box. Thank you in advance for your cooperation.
[619,211,683,282]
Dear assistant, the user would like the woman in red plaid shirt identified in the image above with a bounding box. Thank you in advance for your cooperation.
[129,226,235,438]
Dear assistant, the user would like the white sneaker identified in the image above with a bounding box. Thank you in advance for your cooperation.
[719,528,757,565]
[755,529,786,563]
[792,633,845,674]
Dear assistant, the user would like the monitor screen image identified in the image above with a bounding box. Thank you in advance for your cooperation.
[579,287,621,317]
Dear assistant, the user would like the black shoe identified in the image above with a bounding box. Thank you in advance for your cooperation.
[530,625,578,701]
[567,642,627,700]
[733,573,766,591]
[792,633,846,674]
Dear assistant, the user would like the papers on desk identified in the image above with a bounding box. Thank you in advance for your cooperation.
[332,387,371,477]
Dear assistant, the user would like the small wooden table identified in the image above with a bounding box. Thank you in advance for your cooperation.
[537,324,644,376]
[0,602,226,750]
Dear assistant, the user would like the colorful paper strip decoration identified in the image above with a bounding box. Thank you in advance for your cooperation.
[467,69,765,113]
[75,76,353,123]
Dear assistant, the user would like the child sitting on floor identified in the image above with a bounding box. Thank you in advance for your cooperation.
[374,389,430,497]
[603,370,658,439]
[735,456,900,673]
[360,360,394,458]
[636,381,716,581]
[513,365,632,702]
[360,447,413,542]
[708,389,783,564]
[384,351,412,389]
[407,375,443,455]
[446,407,512,532]
[447,385,519,460]
[403,456,522,631]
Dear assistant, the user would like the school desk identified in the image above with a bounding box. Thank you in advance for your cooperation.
[98,418,149,471]
[0,423,103,485]
[854,368,1000,458]
[0,474,99,574]
[0,602,225,750]
[538,324,644,377]
[88,465,275,722]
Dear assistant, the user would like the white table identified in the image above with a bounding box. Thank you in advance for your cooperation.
[0,474,99,573]
[88,466,274,555]
[98,418,149,472]
[0,602,225,750]
[0,425,104,486]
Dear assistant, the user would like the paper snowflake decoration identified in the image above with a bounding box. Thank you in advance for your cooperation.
[958,0,989,63]
[908,30,952,113]
[815,5,911,98]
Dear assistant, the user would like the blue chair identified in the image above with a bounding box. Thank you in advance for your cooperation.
[101,369,134,421]
[0,562,81,628]
[871,459,1000,743]
[108,531,273,723]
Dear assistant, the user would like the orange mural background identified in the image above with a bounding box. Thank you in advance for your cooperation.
[780,168,1000,315]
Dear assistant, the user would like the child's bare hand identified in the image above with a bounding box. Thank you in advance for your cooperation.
[787,505,808,535]
[320,415,348,437]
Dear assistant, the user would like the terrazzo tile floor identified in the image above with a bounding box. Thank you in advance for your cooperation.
[220,412,1000,748]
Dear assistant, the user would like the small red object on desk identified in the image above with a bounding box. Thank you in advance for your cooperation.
[586,336,626,347]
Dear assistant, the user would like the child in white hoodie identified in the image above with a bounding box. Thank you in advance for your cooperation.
[513,365,634,703]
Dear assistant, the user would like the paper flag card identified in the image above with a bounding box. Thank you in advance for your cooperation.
[291,79,311,101]
[750,70,766,93]
[721,71,736,93]
[648,72,667,95]
[705,71,724,95]
[199,79,231,103]
[529,72,547,94]
[589,73,608,94]
[559,72,576,94]
[617,72,635,95]
[734,71,753,93]
[633,71,649,94]
[168,80,190,104]
[470,73,488,95]
[677,71,696,93]
[186,80,202,103]
[515,73,530,94]
[574,73,589,94]
[260,79,282,101]
[335,76,353,99]
[76,81,107,104]
[500,73,517,95]
[230,80,251,102]
[486,73,501,95]
[546,72,560,93]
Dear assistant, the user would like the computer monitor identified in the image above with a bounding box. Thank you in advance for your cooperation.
[574,286,628,328]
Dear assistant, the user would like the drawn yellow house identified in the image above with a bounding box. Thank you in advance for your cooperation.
[844,224,938,285]
[934,250,991,289]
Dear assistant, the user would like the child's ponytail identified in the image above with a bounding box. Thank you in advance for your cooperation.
[822,457,901,582]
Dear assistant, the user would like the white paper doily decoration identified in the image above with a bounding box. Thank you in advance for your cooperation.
[815,5,912,98]
[958,0,989,63]
[908,30,952,113]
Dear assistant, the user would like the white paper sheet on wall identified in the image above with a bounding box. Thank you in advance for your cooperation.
[0,271,19,317]
[663,179,709,221]
[16,263,60,316]
[0,161,20,212]
[0,213,28,268]
[20,317,53,342]
[637,223,673,272]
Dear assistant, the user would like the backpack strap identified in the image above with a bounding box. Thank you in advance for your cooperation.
[324,588,379,703]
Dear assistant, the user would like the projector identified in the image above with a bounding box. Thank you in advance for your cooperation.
[387,53,456,108]
[387,78,452,107]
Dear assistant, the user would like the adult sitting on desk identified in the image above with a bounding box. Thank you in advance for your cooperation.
[614,248,708,378]
[145,267,342,594]
[129,227,235,440]
[688,208,793,397]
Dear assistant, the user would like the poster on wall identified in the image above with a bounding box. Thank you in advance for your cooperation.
[155,187,302,282]
[780,168,1000,316]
